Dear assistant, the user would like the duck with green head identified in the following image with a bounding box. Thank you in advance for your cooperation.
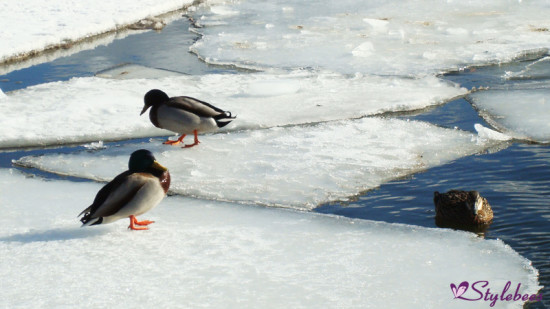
[140,89,235,148]
[78,149,170,230]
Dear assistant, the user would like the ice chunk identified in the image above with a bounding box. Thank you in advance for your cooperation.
[0,72,465,148]
[0,169,540,308]
[474,123,512,142]
[95,63,184,79]
[16,118,497,209]
[190,0,550,74]
[468,86,550,143]
[82,140,107,150]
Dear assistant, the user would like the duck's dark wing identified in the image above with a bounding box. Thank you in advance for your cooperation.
[79,171,144,222]
[167,96,227,118]
[434,190,468,206]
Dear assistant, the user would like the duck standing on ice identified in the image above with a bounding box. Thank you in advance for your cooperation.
[141,89,235,148]
[78,149,170,230]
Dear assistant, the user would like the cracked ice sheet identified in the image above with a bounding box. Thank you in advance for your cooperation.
[0,0,194,63]
[189,0,550,75]
[16,117,496,209]
[468,86,550,143]
[0,71,465,148]
[0,169,541,308]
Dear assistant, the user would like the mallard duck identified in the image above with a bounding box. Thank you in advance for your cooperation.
[434,190,493,226]
[141,89,235,148]
[78,149,170,230]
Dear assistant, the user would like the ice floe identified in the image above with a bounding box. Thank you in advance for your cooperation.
[468,86,550,143]
[0,169,540,308]
[0,71,465,148]
[474,124,512,142]
[0,0,194,64]
[16,117,498,209]
[190,0,550,75]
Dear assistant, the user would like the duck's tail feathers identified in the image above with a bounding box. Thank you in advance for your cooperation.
[214,111,236,128]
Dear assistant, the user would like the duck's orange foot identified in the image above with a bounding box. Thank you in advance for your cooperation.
[135,219,155,226]
[163,134,186,146]
[128,215,154,230]
[183,130,200,148]
[163,140,181,145]
[128,224,149,230]
[183,141,200,148]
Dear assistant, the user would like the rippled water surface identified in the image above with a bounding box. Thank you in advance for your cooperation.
[318,65,550,308]
[1,17,549,308]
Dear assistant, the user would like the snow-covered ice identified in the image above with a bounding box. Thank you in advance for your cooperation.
[190,0,550,75]
[0,72,465,148]
[468,86,550,143]
[16,117,497,209]
[0,169,540,308]
[0,0,194,64]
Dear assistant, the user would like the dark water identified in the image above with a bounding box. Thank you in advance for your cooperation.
[1,17,548,308]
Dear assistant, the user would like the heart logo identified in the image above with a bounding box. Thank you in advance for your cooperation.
[450,281,469,299]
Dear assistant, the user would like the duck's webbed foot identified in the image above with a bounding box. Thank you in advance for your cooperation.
[163,134,186,146]
[128,215,155,230]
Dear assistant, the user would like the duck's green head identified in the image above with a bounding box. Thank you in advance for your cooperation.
[141,89,169,115]
[128,149,167,173]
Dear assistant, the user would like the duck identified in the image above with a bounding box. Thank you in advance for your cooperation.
[78,149,170,230]
[433,190,493,226]
[141,89,235,148]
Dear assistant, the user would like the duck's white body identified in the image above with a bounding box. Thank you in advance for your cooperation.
[141,90,235,148]
[79,149,170,230]
[83,173,166,225]
[155,104,219,135]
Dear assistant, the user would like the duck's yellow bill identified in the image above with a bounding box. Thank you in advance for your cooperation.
[151,161,168,172]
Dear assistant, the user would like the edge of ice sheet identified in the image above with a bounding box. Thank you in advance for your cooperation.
[15,117,502,209]
[0,0,195,64]
[0,168,541,308]
[0,72,466,148]
[468,87,550,143]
